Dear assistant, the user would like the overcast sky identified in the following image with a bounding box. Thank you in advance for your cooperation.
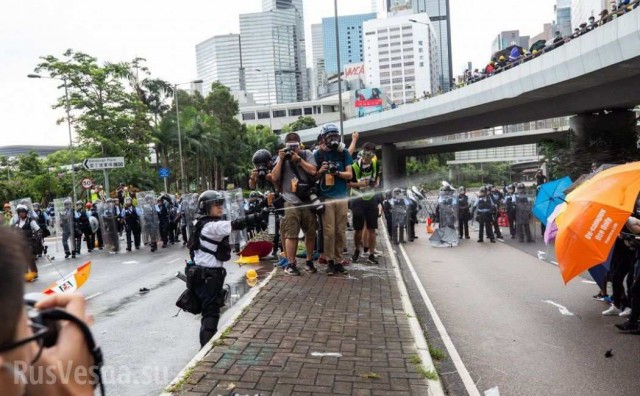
[0,0,555,147]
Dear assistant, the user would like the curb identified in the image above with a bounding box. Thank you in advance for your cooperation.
[381,226,446,396]
[160,267,278,395]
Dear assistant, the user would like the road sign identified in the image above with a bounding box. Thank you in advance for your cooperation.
[159,167,171,178]
[83,157,125,171]
[81,178,94,190]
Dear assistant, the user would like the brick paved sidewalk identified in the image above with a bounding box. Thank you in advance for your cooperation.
[168,233,432,396]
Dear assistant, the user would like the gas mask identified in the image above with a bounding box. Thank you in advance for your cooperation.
[325,135,340,150]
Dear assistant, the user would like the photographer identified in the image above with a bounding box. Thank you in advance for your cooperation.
[348,142,381,264]
[315,124,354,276]
[249,149,275,191]
[271,133,319,276]
[0,228,97,395]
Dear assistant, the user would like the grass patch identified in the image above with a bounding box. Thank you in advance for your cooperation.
[429,345,446,361]
[417,367,438,381]
[409,354,422,365]
[220,326,232,339]
[363,372,380,379]
[165,366,194,393]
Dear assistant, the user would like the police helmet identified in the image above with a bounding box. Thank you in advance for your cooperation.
[249,191,260,200]
[33,203,40,210]
[458,186,465,193]
[106,198,114,204]
[252,149,272,166]
[197,190,226,215]
[125,197,133,205]
[508,184,515,191]
[517,183,525,189]
[392,188,402,196]
[63,199,72,207]
[75,200,83,207]
[479,186,487,194]
[16,204,28,213]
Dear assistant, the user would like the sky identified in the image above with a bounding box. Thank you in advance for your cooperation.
[0,0,556,147]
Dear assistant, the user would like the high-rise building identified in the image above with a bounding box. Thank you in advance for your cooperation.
[195,34,244,97]
[322,13,377,75]
[364,13,440,104]
[555,0,573,37]
[491,30,530,54]
[409,1,452,91]
[240,0,308,105]
[311,23,324,100]
[570,0,608,31]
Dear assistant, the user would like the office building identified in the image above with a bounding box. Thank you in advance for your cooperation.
[311,23,325,100]
[364,13,440,104]
[322,13,377,75]
[556,0,573,37]
[195,34,244,97]
[491,30,531,54]
[240,0,308,105]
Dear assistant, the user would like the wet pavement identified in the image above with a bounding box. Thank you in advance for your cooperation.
[26,236,273,396]
[399,223,640,396]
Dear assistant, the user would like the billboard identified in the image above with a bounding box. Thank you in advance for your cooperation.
[343,63,365,80]
[355,88,384,118]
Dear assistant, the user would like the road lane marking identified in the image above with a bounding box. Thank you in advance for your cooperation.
[86,292,103,301]
[550,261,559,266]
[169,258,182,263]
[398,244,480,396]
[122,261,138,265]
[543,300,575,316]
[581,280,597,285]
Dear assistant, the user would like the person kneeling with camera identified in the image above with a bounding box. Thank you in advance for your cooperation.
[271,133,320,276]
[184,191,268,347]
[0,227,100,395]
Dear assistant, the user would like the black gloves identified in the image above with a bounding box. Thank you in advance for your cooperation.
[230,209,270,230]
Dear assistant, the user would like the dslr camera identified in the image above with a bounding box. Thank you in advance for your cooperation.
[327,161,339,175]
[283,142,300,161]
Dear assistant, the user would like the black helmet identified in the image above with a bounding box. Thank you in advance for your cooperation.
[197,190,225,215]
[517,183,525,189]
[508,184,515,191]
[479,186,487,193]
[252,149,272,166]
[249,191,260,200]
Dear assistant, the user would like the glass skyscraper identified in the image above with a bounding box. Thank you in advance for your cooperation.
[240,0,308,105]
[196,34,244,97]
[322,13,377,75]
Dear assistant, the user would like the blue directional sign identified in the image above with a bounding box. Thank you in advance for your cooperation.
[159,167,171,178]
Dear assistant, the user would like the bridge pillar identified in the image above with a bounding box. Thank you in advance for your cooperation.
[569,109,638,171]
[381,143,398,189]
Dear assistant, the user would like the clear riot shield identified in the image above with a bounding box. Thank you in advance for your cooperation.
[137,191,160,249]
[184,193,199,238]
[515,191,535,243]
[54,198,75,254]
[431,190,459,247]
[391,198,408,245]
[10,197,35,224]
[97,201,120,253]
[225,189,247,250]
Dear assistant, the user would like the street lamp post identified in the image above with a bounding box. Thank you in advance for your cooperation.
[174,79,203,193]
[255,69,273,132]
[28,73,78,202]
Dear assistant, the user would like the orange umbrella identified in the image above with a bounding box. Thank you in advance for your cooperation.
[555,162,640,284]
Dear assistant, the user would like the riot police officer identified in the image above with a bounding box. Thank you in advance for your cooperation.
[474,187,495,243]
[515,183,534,243]
[185,190,268,347]
[157,194,172,247]
[458,186,471,239]
[505,184,517,239]
[488,185,504,239]
[32,202,50,256]
[11,204,41,280]
[121,197,142,251]
[74,200,92,255]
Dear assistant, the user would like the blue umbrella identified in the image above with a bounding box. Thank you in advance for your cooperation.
[532,176,572,225]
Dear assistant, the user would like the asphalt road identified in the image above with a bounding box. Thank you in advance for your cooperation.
[26,236,273,396]
[402,224,640,396]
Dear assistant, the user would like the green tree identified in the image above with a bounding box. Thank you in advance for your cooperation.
[282,116,317,133]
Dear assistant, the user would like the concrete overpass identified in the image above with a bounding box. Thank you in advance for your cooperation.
[395,127,569,156]
[296,9,640,146]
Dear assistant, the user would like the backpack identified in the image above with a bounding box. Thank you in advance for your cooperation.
[188,217,231,262]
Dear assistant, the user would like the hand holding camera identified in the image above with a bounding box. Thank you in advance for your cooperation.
[327,162,339,175]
